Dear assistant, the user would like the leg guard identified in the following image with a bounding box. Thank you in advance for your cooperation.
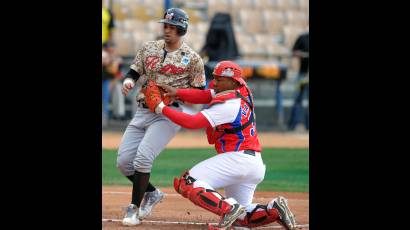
[173,171,194,198]
[234,204,280,228]
[173,171,233,216]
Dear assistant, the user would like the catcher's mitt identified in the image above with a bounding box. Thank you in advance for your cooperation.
[141,80,172,113]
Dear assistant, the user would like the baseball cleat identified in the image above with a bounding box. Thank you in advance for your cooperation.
[270,196,297,230]
[218,203,247,228]
[139,189,165,219]
[122,204,141,226]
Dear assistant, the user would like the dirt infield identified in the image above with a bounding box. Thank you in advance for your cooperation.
[102,131,309,149]
[102,186,309,229]
[102,131,309,229]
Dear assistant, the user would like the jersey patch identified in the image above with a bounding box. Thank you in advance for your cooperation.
[181,55,190,65]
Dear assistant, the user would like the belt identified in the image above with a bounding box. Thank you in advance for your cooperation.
[243,150,256,156]
[136,100,149,108]
[137,100,179,109]
[170,102,179,107]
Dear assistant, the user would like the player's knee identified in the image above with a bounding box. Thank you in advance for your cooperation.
[132,155,153,173]
[116,154,134,176]
[256,174,265,184]
[254,165,266,184]
[132,147,156,172]
[174,171,195,198]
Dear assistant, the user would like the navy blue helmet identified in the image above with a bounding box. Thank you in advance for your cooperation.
[159,8,189,36]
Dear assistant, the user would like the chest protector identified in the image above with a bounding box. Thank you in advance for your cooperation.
[206,84,262,153]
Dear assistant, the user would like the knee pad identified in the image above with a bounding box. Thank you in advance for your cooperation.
[234,204,279,228]
[173,171,233,216]
[174,171,193,198]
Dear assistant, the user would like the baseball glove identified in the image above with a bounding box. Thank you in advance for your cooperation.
[141,80,172,113]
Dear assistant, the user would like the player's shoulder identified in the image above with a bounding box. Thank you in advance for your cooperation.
[142,40,164,50]
[215,90,237,98]
[181,42,202,59]
[209,90,239,107]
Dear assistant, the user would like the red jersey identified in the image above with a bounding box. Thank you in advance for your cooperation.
[204,86,262,154]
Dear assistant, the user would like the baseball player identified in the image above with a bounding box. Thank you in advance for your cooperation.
[117,8,206,226]
[143,60,297,229]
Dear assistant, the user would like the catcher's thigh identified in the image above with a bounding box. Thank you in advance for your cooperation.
[189,151,266,206]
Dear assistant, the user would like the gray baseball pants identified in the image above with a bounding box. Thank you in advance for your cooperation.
[117,106,181,175]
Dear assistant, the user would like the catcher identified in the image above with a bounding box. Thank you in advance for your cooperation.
[143,60,297,229]
[117,8,206,226]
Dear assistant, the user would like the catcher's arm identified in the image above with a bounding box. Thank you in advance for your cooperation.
[160,105,210,129]
[144,81,211,129]
[157,84,213,104]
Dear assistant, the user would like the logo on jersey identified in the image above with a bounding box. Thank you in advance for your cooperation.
[145,56,160,70]
[221,68,234,77]
[181,55,190,65]
[159,64,185,75]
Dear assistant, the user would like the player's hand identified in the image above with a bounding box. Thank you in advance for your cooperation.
[157,84,177,97]
[122,78,135,96]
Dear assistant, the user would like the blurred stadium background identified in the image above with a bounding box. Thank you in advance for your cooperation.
[102,0,309,132]
[102,3,309,226]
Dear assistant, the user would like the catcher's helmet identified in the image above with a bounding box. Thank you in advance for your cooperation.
[159,8,189,36]
[213,60,246,86]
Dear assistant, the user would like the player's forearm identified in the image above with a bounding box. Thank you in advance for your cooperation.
[161,106,210,129]
[176,88,213,104]
[125,68,141,82]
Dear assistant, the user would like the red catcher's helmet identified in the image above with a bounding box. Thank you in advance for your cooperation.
[212,60,246,86]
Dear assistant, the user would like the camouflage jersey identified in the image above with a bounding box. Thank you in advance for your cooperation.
[130,40,206,101]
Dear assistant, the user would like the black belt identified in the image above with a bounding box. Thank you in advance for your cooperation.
[243,150,256,156]
[170,102,179,107]
[138,101,179,109]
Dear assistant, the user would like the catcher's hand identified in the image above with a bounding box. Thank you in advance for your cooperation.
[141,80,172,113]
[157,83,177,97]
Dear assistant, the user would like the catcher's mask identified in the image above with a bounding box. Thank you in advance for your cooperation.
[159,8,189,36]
[212,60,246,86]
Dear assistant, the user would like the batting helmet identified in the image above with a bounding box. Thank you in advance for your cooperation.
[212,60,246,86]
[159,8,189,36]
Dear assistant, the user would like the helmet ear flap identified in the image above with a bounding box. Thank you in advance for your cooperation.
[177,27,187,36]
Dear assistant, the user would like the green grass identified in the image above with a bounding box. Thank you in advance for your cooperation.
[102,148,308,192]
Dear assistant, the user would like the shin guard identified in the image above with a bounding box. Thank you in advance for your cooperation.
[173,171,233,216]
[234,204,280,228]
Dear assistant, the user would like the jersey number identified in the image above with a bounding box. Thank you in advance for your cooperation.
[250,123,255,136]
